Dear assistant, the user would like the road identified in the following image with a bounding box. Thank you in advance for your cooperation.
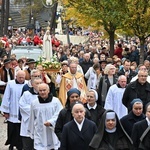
[0,114,9,150]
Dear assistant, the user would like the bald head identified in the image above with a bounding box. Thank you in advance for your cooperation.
[38,83,50,99]
[118,75,127,88]
[16,70,26,83]
[72,103,85,124]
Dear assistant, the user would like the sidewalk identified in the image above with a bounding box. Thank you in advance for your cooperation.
[0,114,9,150]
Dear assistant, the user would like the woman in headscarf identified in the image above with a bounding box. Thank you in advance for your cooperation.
[89,110,133,150]
[120,98,145,137]
[84,89,105,127]
[54,88,90,142]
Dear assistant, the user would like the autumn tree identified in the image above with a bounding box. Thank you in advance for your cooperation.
[124,0,150,63]
[63,0,128,57]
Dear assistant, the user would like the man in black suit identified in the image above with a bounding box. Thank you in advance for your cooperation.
[131,102,150,149]
[118,59,136,83]
[60,103,97,150]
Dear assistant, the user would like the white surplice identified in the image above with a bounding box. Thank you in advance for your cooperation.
[104,84,128,119]
[19,90,38,137]
[0,80,27,123]
[28,97,63,150]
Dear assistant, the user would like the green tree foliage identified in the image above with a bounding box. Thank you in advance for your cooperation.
[64,0,128,57]
[125,0,150,63]
[14,0,43,19]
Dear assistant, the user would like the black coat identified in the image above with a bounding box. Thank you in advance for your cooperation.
[84,103,105,127]
[89,110,133,150]
[122,80,150,111]
[80,59,93,74]
[55,106,91,141]
[117,68,137,83]
[97,75,117,106]
[120,111,145,137]
[131,119,148,149]
[139,125,150,150]
[60,118,97,150]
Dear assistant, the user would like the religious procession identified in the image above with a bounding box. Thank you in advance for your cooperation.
[1,0,150,150]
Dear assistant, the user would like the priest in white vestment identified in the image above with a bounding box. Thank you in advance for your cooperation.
[28,83,63,150]
[104,75,128,119]
[0,70,27,150]
[19,77,43,150]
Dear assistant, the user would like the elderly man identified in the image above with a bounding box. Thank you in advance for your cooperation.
[0,70,27,150]
[19,77,43,150]
[60,103,97,150]
[122,70,150,111]
[59,62,87,106]
[130,64,150,83]
[28,83,63,150]
[22,69,41,93]
[104,75,128,119]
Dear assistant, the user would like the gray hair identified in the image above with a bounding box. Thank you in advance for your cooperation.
[30,69,41,76]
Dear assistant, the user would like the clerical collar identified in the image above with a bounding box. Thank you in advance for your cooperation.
[74,117,85,131]
[38,93,53,103]
[29,87,38,95]
[87,103,97,110]
[15,79,25,84]
[116,83,126,88]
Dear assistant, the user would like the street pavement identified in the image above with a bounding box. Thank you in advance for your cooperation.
[0,114,9,150]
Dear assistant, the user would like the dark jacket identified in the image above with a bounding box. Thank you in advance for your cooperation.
[131,119,148,149]
[120,111,145,137]
[55,99,91,141]
[129,50,139,65]
[0,66,14,94]
[97,75,117,106]
[84,103,105,127]
[122,80,150,111]
[80,59,93,74]
[89,110,133,150]
[117,68,137,83]
[60,118,97,150]
[139,125,150,150]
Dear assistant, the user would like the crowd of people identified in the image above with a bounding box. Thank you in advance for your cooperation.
[1,29,150,150]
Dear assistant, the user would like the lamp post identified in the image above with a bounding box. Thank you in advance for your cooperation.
[41,0,58,34]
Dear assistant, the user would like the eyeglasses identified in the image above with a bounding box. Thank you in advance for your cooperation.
[139,75,148,78]
[32,75,41,78]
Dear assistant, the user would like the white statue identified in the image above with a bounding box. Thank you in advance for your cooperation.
[43,30,53,61]
[46,0,53,6]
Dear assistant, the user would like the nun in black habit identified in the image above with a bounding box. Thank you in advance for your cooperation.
[89,110,133,150]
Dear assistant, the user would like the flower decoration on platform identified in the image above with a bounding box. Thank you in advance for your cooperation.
[36,54,61,70]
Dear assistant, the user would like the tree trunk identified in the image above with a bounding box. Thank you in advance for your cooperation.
[0,0,5,36]
[29,0,32,24]
[139,37,145,64]
[4,0,9,35]
[109,31,115,58]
